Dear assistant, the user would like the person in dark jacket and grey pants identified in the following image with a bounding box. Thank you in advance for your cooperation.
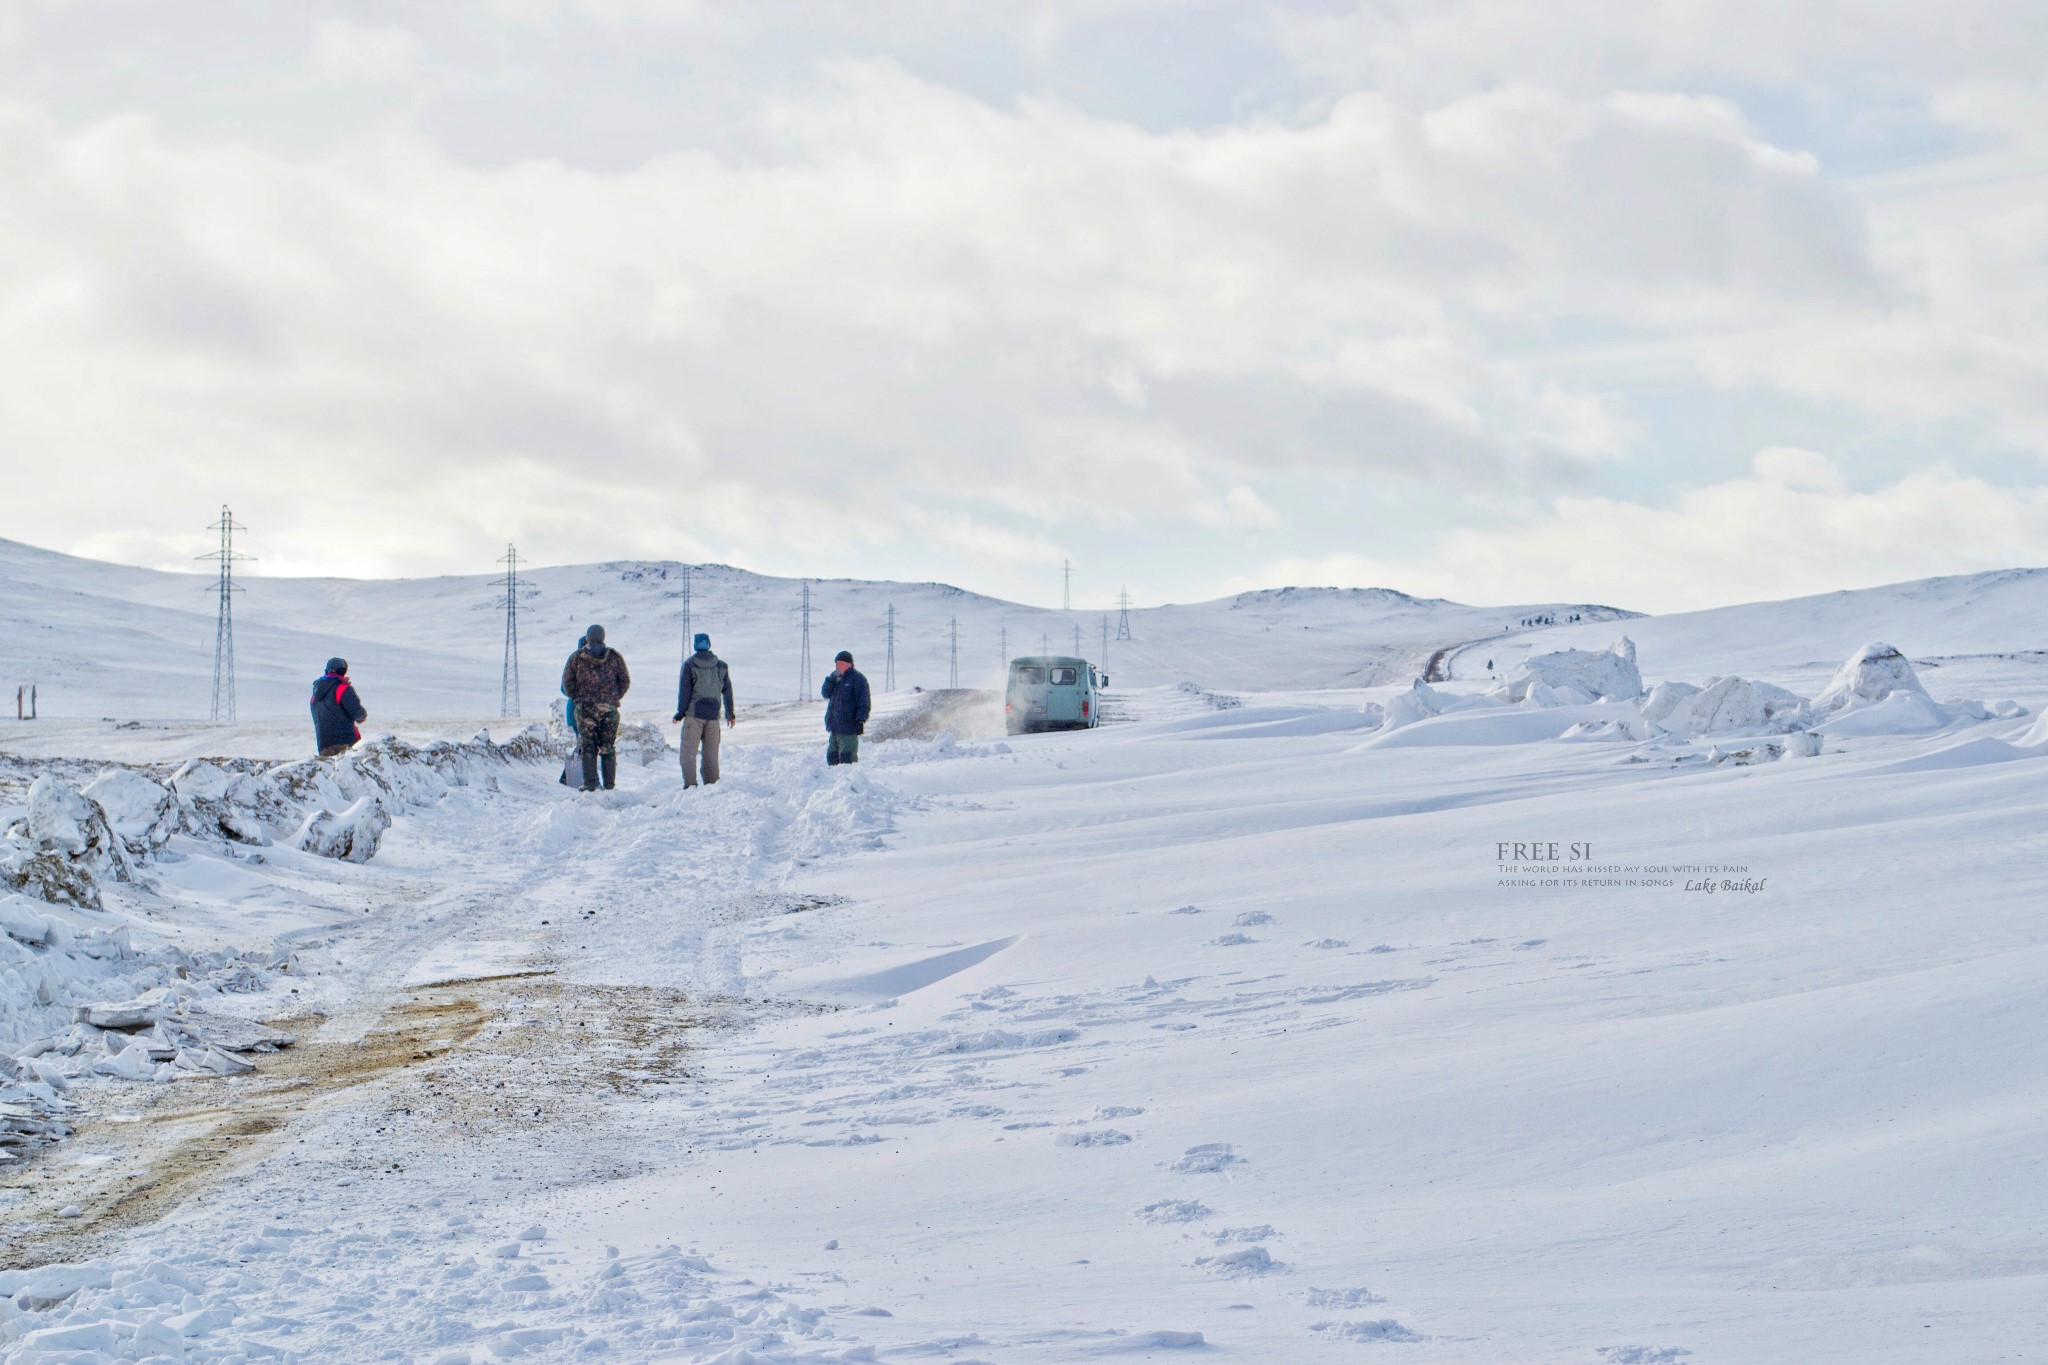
[820,650,871,765]
[310,658,367,757]
[672,633,735,788]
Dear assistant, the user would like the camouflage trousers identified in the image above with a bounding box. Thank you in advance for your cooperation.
[577,703,621,757]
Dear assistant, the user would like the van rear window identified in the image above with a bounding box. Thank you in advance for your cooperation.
[1014,666,1045,685]
[1050,667,1079,686]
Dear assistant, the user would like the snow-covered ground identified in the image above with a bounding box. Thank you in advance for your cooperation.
[5,550,2048,1362]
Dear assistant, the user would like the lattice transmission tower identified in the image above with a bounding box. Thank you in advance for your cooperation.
[797,580,814,700]
[948,617,959,688]
[998,625,1008,671]
[1116,587,1134,641]
[1072,623,1082,656]
[1101,613,1109,664]
[680,563,693,659]
[1062,558,1072,611]
[884,604,897,691]
[198,505,252,722]
[497,545,535,717]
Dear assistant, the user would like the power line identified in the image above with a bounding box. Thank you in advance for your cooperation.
[1116,587,1133,641]
[197,505,251,723]
[497,544,534,718]
[885,604,897,691]
[797,579,814,701]
[948,616,959,688]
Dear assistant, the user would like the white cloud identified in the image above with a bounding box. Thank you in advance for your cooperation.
[1228,453,2048,613]
[0,58,1890,580]
[311,21,426,84]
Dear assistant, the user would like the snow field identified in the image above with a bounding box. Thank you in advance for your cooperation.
[0,637,2044,1360]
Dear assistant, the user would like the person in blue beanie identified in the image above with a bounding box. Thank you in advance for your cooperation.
[673,632,735,787]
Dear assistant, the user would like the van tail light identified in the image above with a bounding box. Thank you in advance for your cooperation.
[1082,699,1090,717]
[1005,703,1013,712]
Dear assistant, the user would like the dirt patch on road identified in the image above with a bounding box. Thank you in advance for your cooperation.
[1,988,500,1268]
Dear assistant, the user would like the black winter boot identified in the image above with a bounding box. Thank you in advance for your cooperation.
[579,751,599,791]
[825,748,840,767]
[600,752,618,790]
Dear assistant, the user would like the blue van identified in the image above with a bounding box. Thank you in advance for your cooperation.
[1005,656,1105,735]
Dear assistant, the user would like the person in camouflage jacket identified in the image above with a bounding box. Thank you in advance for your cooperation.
[561,624,631,790]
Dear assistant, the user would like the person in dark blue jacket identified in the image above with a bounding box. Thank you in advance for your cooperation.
[820,650,871,765]
[310,658,367,757]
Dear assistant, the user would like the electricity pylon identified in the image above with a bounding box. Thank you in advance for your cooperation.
[198,506,252,722]
[797,580,814,700]
[885,604,897,690]
[498,545,534,717]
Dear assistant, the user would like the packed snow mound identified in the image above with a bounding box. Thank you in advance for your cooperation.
[1493,637,1642,706]
[1380,680,1451,731]
[1813,642,1927,712]
[1644,675,1812,739]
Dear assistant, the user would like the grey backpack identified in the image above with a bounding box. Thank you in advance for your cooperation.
[689,656,723,704]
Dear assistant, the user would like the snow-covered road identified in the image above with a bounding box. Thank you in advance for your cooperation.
[6,682,2048,1363]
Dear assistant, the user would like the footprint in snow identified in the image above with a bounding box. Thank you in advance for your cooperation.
[1233,910,1275,926]
[1137,1199,1213,1224]
[1306,1287,1385,1308]
[1055,1129,1133,1147]
[1170,1143,1246,1175]
[1210,933,1255,947]
[1169,905,1203,915]
[1195,1245,1282,1277]
[1304,938,1349,949]
[1598,1349,1693,1364]
[1213,1224,1275,1244]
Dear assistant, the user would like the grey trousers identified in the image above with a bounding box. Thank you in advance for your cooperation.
[682,714,723,786]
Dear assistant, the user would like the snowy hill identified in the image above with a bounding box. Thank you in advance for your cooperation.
[0,538,1631,721]
[1454,566,2048,699]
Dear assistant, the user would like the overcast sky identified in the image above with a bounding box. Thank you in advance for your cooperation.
[3,1,2047,613]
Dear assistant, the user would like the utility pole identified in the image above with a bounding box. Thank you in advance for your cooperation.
[498,544,532,718]
[946,617,959,688]
[885,604,897,691]
[198,505,251,723]
[680,563,693,662]
[797,579,814,701]
[1116,587,1134,641]
[1062,558,1072,612]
